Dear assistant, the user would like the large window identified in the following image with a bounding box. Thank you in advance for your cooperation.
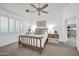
[0,16,8,32]
[9,19,15,32]
[0,16,27,33]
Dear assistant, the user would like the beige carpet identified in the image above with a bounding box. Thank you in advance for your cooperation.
[0,42,79,56]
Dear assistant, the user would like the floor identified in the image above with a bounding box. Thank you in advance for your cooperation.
[68,36,76,47]
[0,42,79,56]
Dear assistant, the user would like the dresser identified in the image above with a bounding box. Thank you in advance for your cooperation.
[48,34,59,43]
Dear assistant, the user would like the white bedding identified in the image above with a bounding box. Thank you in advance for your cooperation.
[21,34,48,48]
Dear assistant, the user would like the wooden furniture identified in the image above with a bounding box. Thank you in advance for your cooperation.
[18,35,48,54]
[48,34,59,43]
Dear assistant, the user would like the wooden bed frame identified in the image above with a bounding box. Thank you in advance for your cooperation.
[18,35,48,54]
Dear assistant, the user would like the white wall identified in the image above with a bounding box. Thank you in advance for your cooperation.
[63,3,79,51]
[67,16,76,24]
[48,9,63,42]
[0,33,19,47]
[0,7,29,47]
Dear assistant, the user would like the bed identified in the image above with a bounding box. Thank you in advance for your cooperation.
[18,27,48,54]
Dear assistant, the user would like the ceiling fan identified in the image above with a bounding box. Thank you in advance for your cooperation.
[25,3,48,16]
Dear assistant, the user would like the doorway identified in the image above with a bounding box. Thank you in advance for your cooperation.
[66,16,76,47]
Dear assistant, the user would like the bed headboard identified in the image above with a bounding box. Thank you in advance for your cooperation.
[35,20,48,35]
[37,20,46,27]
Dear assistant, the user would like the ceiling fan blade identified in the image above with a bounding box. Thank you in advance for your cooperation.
[30,10,37,13]
[41,11,48,14]
[30,4,38,10]
[40,4,48,10]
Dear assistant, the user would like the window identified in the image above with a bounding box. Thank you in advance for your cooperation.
[0,16,8,32]
[20,22,23,32]
[15,20,20,32]
[0,16,27,33]
[9,19,15,32]
[20,22,25,32]
[22,23,26,32]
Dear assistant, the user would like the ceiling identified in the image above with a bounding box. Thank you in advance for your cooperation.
[0,3,69,19]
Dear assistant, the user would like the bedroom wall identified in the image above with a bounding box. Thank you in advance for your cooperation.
[48,8,64,42]
[0,7,29,47]
[62,3,79,52]
[0,33,20,47]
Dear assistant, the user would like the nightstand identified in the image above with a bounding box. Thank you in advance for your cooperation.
[48,34,59,43]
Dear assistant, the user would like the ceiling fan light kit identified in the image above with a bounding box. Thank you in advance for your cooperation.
[25,9,30,12]
[25,3,48,16]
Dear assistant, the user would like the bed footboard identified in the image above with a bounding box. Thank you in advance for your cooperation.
[18,35,46,54]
